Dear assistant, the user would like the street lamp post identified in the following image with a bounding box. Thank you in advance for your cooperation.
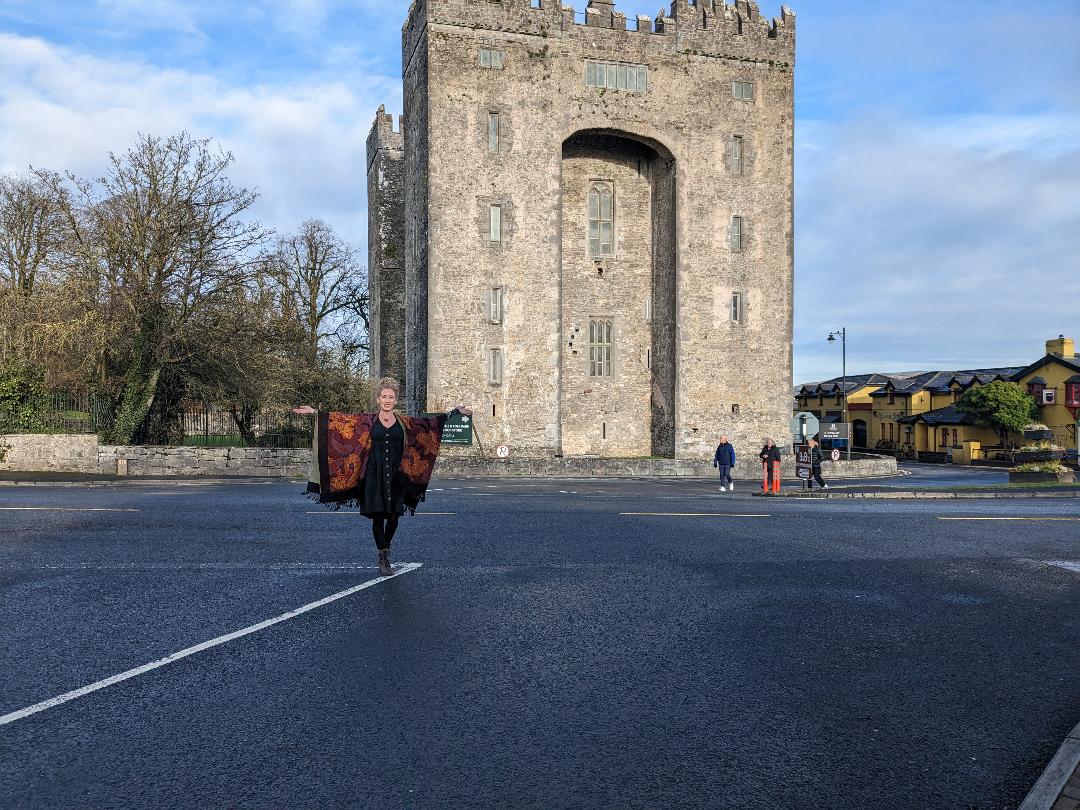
[827,328,849,460]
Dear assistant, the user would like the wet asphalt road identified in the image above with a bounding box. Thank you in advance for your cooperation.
[1,475,1079,809]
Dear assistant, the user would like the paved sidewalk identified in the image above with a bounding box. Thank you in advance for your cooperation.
[1020,722,1080,810]
[0,471,287,486]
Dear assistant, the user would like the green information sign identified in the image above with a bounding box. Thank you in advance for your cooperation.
[423,411,473,446]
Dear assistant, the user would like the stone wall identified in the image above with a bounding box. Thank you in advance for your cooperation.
[0,434,100,473]
[1,433,896,479]
[98,445,311,478]
[367,106,408,387]
[386,0,796,461]
[0,434,311,478]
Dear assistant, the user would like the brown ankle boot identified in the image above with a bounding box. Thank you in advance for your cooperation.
[378,548,393,576]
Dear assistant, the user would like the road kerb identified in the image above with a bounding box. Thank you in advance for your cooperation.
[1019,722,1080,810]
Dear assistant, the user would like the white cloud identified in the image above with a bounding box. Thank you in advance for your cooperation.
[0,31,401,247]
[794,111,1080,382]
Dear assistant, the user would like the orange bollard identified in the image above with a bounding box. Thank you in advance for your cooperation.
[761,461,769,493]
[772,461,781,493]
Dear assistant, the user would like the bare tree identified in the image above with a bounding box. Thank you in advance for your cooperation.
[0,173,65,295]
[269,219,368,368]
[38,133,268,443]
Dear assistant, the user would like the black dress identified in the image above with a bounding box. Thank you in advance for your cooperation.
[361,419,406,518]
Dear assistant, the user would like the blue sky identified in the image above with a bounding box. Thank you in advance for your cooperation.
[2,0,1078,382]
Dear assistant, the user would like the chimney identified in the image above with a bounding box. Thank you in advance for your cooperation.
[1046,335,1075,358]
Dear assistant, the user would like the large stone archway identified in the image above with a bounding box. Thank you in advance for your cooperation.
[557,129,676,458]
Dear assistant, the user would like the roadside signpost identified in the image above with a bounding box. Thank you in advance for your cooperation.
[819,422,851,459]
[795,445,812,486]
[423,411,474,445]
[790,412,820,443]
[790,413,820,491]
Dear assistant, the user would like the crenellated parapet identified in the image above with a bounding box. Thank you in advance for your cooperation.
[366,105,404,173]
[404,0,794,65]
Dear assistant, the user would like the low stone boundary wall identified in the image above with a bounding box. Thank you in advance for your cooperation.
[435,454,898,479]
[1,434,898,479]
[820,457,897,478]
[0,434,310,478]
[99,445,311,478]
[0,434,100,473]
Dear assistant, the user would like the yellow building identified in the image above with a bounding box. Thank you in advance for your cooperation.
[1011,335,1080,449]
[794,335,1079,461]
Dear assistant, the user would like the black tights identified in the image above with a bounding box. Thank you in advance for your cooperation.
[371,515,400,551]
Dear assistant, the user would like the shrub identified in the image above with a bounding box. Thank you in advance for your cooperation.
[1011,461,1070,474]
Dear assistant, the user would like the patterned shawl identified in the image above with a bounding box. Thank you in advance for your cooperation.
[306,410,448,512]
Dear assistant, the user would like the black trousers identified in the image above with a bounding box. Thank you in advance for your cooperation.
[370,514,400,550]
[808,466,826,488]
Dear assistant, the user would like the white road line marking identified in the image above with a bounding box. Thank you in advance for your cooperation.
[0,507,140,512]
[0,563,422,728]
[620,512,772,518]
[303,511,455,516]
[938,517,1080,522]
[1045,561,1080,573]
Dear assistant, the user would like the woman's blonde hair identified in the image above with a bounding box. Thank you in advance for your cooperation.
[375,376,401,400]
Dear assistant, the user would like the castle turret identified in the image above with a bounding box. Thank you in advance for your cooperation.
[366,106,406,387]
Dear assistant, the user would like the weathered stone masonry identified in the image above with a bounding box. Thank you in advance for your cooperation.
[370,0,796,460]
[366,107,407,389]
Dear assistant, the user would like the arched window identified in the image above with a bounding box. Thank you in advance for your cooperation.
[588,182,614,257]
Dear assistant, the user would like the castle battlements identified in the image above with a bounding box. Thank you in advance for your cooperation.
[366,105,404,173]
[404,0,794,65]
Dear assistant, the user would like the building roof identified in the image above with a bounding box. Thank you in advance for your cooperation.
[1011,354,1080,382]
[897,404,973,426]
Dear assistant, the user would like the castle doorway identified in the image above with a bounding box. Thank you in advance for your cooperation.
[557,130,676,458]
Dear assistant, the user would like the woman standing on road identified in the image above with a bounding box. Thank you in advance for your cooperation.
[759,438,782,494]
[295,377,472,576]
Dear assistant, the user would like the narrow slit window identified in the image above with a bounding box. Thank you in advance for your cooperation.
[489,204,502,242]
[588,182,614,257]
[489,348,503,385]
[729,216,744,252]
[488,112,500,152]
[488,287,504,324]
[731,135,744,174]
[731,292,742,323]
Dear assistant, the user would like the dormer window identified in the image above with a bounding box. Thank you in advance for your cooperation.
[888,392,896,405]
[1027,377,1047,400]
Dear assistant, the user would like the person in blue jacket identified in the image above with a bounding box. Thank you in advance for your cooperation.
[713,435,736,492]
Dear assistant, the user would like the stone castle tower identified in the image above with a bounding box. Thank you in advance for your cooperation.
[368,0,795,459]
